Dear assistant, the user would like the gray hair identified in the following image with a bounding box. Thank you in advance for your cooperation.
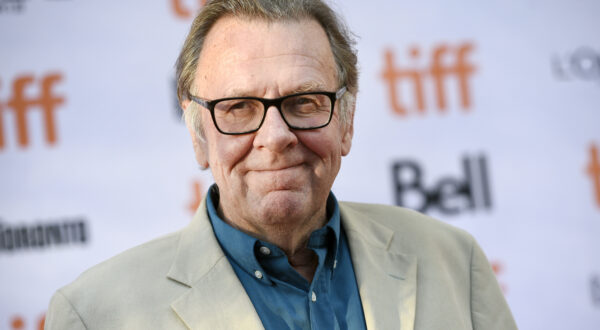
[175,0,358,139]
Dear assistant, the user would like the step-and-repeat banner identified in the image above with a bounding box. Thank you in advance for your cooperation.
[1,0,599,329]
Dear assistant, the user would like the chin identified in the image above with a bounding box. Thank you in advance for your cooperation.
[257,190,311,222]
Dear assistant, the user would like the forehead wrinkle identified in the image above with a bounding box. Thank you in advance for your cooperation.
[216,86,267,99]
[206,54,333,99]
[239,53,335,82]
[198,18,337,99]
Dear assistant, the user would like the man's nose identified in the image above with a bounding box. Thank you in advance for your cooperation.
[253,106,298,151]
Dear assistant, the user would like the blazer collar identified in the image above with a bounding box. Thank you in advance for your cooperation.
[340,202,417,330]
[167,197,264,330]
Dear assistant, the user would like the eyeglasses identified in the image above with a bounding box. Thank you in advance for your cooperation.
[189,86,346,135]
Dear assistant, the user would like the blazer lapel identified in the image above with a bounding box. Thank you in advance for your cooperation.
[167,198,264,330]
[164,197,416,329]
[340,203,417,330]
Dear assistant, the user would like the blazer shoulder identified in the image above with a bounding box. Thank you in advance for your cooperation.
[46,228,202,328]
[87,230,180,278]
[339,201,475,255]
[57,229,184,306]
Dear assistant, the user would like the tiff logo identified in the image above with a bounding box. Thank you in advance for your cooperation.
[8,314,44,330]
[391,154,492,216]
[491,260,507,294]
[587,143,600,208]
[171,0,208,19]
[381,42,477,117]
[0,73,65,150]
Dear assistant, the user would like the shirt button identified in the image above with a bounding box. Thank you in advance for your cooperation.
[259,246,271,255]
[311,291,317,302]
[254,270,263,279]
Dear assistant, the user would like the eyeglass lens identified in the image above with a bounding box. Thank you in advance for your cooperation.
[213,93,332,133]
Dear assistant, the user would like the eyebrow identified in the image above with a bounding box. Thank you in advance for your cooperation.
[221,82,330,99]
[287,81,329,94]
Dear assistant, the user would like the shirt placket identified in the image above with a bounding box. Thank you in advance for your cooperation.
[308,245,335,330]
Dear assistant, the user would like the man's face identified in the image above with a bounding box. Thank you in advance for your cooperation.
[183,16,353,233]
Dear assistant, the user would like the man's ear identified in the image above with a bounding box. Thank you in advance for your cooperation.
[341,110,354,156]
[182,100,209,169]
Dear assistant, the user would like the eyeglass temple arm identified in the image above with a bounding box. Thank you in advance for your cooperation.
[189,96,210,109]
[336,86,347,99]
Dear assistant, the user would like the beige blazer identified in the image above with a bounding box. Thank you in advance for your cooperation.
[45,199,517,329]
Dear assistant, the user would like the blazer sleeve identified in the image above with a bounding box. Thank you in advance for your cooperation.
[469,240,518,330]
[45,290,87,330]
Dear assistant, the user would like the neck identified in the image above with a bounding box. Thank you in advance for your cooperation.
[219,207,327,282]
[258,227,321,282]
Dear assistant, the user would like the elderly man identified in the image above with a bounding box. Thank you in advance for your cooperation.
[45,0,517,329]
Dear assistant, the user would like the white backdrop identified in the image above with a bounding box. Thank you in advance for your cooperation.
[1,0,599,329]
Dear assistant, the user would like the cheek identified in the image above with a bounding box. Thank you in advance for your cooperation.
[297,130,342,163]
[201,111,254,172]
[208,135,254,172]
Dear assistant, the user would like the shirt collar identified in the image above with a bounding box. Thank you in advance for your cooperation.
[206,184,342,281]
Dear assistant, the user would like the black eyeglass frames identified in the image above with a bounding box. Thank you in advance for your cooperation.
[189,86,347,135]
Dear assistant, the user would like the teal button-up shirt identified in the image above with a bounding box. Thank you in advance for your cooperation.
[207,185,367,330]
